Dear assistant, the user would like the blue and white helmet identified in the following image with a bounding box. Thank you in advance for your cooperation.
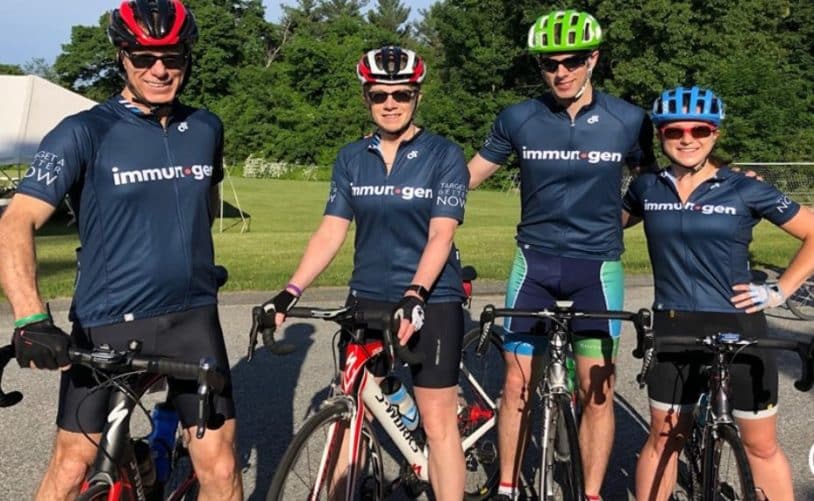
[651,86,725,126]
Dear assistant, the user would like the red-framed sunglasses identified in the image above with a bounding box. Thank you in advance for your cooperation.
[659,125,717,140]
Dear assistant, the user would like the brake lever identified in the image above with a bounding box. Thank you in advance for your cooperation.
[195,357,216,439]
[0,345,23,408]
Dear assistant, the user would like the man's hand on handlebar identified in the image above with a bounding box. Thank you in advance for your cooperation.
[12,314,71,370]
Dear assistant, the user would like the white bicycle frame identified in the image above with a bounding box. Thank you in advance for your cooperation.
[310,338,498,500]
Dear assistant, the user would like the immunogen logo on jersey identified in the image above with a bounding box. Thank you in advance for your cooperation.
[111,165,214,186]
[644,200,737,215]
[351,184,433,201]
[521,147,623,164]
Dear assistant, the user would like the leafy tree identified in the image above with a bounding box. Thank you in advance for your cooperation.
[367,0,411,39]
[53,16,120,102]
[22,58,58,82]
[0,64,24,75]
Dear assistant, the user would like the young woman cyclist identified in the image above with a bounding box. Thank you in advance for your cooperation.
[263,45,470,500]
[623,86,814,501]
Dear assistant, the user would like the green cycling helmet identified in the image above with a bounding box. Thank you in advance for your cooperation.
[528,10,603,54]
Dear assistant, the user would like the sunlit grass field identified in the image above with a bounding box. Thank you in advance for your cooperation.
[20,177,805,298]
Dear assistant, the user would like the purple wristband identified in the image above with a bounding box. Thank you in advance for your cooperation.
[286,283,303,297]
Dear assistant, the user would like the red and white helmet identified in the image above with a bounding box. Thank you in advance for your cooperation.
[356,46,426,85]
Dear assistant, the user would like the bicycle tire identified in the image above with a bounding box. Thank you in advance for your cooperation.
[786,280,814,320]
[76,483,111,501]
[702,424,756,501]
[459,328,504,500]
[267,400,384,501]
[538,393,584,501]
[678,421,704,501]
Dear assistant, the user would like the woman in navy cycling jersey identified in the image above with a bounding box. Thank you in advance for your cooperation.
[264,46,469,500]
[624,86,814,501]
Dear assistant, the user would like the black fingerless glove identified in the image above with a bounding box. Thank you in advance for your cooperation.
[392,295,425,331]
[261,289,299,325]
[12,316,71,370]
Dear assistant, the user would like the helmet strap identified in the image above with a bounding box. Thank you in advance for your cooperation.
[573,64,593,100]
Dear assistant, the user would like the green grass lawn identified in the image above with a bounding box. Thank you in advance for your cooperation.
[20,177,806,298]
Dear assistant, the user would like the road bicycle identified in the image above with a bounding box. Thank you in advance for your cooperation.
[0,340,225,501]
[476,300,651,501]
[248,299,502,500]
[634,329,814,500]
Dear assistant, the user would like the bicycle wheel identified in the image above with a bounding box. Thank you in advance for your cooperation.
[702,424,756,501]
[538,393,584,501]
[267,400,384,501]
[459,328,504,500]
[76,482,111,501]
[677,423,704,501]
[786,279,814,320]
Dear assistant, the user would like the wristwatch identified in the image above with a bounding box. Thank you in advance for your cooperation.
[405,284,430,302]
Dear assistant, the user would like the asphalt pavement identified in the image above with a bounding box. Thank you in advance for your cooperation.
[0,279,812,500]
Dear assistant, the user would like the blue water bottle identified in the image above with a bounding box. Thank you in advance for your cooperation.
[148,402,179,483]
[381,376,420,431]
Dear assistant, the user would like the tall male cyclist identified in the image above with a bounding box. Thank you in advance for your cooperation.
[467,10,655,501]
[0,1,242,500]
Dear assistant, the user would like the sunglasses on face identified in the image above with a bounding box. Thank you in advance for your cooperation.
[538,54,590,73]
[366,89,417,104]
[660,125,717,140]
[125,51,187,70]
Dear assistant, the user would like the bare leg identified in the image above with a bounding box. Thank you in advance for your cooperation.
[186,418,243,501]
[635,407,693,501]
[497,351,543,491]
[738,414,793,501]
[414,385,465,501]
[35,429,98,501]
[574,353,615,497]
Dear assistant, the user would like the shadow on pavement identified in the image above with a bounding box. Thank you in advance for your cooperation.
[231,322,316,501]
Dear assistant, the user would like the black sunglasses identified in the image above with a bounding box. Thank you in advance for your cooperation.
[538,54,590,73]
[125,51,187,70]
[366,89,417,104]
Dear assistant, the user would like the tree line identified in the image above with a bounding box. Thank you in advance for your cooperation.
[5,0,814,184]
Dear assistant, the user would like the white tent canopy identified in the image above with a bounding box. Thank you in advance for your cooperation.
[0,75,96,166]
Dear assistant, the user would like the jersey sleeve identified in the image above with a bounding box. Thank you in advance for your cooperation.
[622,174,648,217]
[431,144,469,223]
[323,155,354,221]
[625,112,656,173]
[740,177,800,225]
[15,116,89,208]
[211,117,225,185]
[477,108,514,165]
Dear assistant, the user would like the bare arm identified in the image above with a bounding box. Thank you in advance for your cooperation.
[0,194,57,319]
[410,217,459,290]
[467,153,502,189]
[287,215,352,291]
[774,207,814,295]
[731,207,814,312]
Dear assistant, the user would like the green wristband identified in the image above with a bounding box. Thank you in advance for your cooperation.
[14,312,50,328]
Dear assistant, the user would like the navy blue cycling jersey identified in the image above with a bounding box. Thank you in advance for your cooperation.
[16,96,224,327]
[624,167,800,312]
[325,129,468,303]
[479,91,654,260]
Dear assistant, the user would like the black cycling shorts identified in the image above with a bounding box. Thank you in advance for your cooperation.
[339,295,464,389]
[57,304,235,433]
[646,310,778,419]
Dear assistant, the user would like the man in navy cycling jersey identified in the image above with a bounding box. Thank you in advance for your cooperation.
[0,1,242,499]
[467,10,655,500]
[262,46,470,500]
[626,86,814,501]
